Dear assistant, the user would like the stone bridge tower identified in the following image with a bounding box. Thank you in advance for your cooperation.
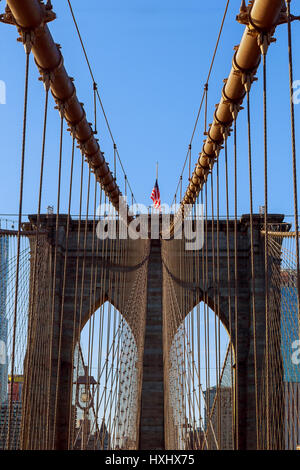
[20,213,287,450]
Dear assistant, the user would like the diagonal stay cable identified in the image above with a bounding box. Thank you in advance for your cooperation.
[171,0,230,206]
[66,0,137,204]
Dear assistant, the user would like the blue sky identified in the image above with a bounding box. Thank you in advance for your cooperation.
[0,0,299,223]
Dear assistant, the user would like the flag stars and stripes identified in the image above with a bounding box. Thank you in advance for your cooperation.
[151,179,161,210]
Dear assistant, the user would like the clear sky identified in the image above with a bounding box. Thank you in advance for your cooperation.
[0,0,299,223]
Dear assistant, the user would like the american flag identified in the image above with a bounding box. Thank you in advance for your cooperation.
[151,179,161,210]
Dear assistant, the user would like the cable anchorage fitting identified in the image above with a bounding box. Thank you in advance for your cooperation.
[67,124,78,139]
[257,32,276,56]
[242,72,258,93]
[231,51,258,93]
[18,30,34,55]
[221,125,232,141]
[38,70,51,92]
[54,99,65,118]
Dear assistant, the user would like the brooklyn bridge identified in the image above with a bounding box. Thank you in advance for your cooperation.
[0,0,300,451]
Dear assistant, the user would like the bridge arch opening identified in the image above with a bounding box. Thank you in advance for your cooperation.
[167,300,234,450]
[71,300,140,450]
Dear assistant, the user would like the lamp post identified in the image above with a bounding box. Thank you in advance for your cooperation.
[74,366,97,450]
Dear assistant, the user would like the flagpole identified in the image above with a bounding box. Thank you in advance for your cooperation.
[156,162,158,181]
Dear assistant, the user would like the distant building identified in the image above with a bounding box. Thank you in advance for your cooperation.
[284,382,300,450]
[281,270,300,383]
[8,375,24,402]
[119,436,135,450]
[185,426,205,450]
[0,235,8,404]
[73,419,110,450]
[280,270,300,449]
[0,375,23,450]
[0,402,22,450]
[204,385,233,450]
[204,386,217,431]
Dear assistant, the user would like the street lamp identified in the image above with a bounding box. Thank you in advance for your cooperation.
[73,366,97,449]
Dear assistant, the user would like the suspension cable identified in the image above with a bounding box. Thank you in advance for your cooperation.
[246,89,260,449]
[171,0,230,205]
[6,42,31,450]
[286,0,300,340]
[262,46,270,451]
[66,0,137,203]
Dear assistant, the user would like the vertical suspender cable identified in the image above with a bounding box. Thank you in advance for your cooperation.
[246,89,260,449]
[188,145,192,181]
[114,144,117,180]
[6,44,30,450]
[93,81,98,135]
[233,119,239,449]
[21,80,50,449]
[224,136,235,448]
[286,0,300,340]
[51,113,65,449]
[262,47,270,450]
[216,158,221,447]
[204,84,208,134]
[58,134,75,449]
